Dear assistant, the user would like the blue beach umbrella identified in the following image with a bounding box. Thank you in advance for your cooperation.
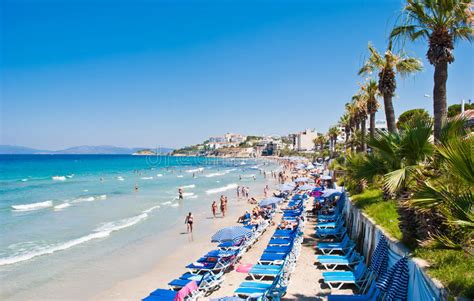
[322,189,343,198]
[279,183,295,191]
[377,256,409,301]
[211,226,252,243]
[320,175,332,180]
[298,184,316,191]
[369,234,389,277]
[259,197,283,207]
[293,177,309,183]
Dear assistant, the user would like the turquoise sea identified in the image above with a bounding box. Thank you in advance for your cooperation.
[0,155,277,299]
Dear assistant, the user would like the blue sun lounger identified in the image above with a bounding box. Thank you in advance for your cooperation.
[248,264,283,280]
[327,280,380,301]
[168,271,224,291]
[322,262,369,290]
[316,216,343,229]
[315,224,347,239]
[316,234,354,255]
[316,247,363,270]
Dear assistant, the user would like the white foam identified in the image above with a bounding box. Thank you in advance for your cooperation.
[187,195,198,199]
[180,184,196,189]
[171,203,179,207]
[141,177,153,180]
[186,167,204,173]
[206,183,238,194]
[52,176,66,181]
[72,194,107,203]
[20,179,28,182]
[12,201,53,211]
[66,174,74,179]
[182,192,195,197]
[143,205,161,213]
[162,201,172,205]
[177,175,184,178]
[95,213,148,233]
[156,174,163,177]
[54,202,71,210]
[0,231,110,266]
[205,172,226,178]
[241,174,256,178]
[117,176,125,181]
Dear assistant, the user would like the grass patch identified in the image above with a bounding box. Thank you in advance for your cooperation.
[350,189,402,240]
[413,249,474,299]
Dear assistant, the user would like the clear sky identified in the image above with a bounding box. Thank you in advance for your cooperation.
[1,0,472,149]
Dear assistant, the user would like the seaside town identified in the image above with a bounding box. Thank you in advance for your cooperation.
[1,1,473,301]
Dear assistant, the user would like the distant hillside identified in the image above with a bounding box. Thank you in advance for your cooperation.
[0,145,174,155]
[0,145,48,154]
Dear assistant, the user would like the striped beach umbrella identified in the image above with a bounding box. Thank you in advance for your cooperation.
[369,234,389,277]
[298,184,316,191]
[211,226,252,243]
[377,256,409,301]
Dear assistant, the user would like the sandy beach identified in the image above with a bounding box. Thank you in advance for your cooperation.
[90,186,275,300]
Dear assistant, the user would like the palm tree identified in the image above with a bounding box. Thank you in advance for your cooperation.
[339,113,351,151]
[315,135,328,152]
[328,126,340,155]
[390,0,473,142]
[359,43,422,133]
[361,79,380,138]
[353,93,368,152]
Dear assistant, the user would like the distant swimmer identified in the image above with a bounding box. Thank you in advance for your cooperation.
[134,183,139,191]
[239,175,242,181]
[178,188,183,199]
[100,177,104,183]
[253,175,256,181]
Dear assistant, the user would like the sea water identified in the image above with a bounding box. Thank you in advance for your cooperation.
[0,155,278,299]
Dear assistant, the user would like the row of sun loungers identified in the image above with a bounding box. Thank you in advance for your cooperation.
[313,190,381,300]
[232,194,308,300]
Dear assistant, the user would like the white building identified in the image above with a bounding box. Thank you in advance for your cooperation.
[206,133,247,149]
[294,129,319,151]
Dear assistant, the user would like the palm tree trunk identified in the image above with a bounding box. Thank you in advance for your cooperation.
[369,112,375,138]
[383,92,397,133]
[433,61,448,142]
[361,118,367,152]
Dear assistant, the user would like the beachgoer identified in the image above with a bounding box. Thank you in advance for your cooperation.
[185,212,193,233]
[178,188,183,199]
[220,195,226,217]
[264,185,269,197]
[211,201,218,218]
[245,187,250,198]
[253,175,256,181]
[134,183,139,191]
[239,175,242,181]
[236,185,240,198]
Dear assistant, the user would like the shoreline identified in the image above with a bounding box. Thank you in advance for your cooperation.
[89,190,274,300]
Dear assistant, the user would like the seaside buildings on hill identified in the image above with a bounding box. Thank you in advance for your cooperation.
[172,129,326,157]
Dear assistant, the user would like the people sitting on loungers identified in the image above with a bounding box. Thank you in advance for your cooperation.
[237,211,251,223]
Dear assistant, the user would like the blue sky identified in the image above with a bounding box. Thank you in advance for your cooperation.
[1,0,472,149]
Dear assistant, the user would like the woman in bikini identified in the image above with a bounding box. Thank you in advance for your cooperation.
[185,212,193,233]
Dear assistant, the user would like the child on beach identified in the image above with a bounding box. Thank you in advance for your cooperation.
[185,212,193,233]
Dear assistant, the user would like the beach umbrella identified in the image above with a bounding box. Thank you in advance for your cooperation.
[211,226,252,243]
[211,297,246,301]
[259,197,283,207]
[295,163,306,170]
[377,256,409,301]
[298,184,316,191]
[322,189,342,198]
[279,183,295,192]
[320,175,332,180]
[369,235,389,277]
[293,177,309,183]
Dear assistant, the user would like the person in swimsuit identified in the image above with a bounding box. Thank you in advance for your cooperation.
[178,188,183,199]
[185,212,193,233]
[211,201,218,218]
[220,195,226,217]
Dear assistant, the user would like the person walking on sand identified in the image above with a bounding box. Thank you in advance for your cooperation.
[236,185,240,199]
[185,212,193,233]
[220,195,226,217]
[211,201,218,218]
[264,185,269,198]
